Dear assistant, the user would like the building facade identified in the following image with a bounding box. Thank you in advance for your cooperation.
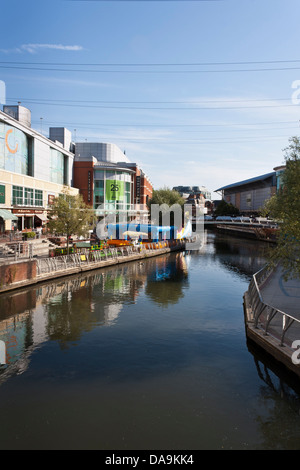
[0,102,154,234]
[73,142,153,224]
[215,171,278,214]
[0,105,78,233]
[173,185,212,200]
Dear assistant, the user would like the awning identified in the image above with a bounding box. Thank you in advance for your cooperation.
[35,214,48,222]
[0,209,18,221]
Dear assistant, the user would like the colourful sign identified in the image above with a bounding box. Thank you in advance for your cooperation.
[105,180,125,201]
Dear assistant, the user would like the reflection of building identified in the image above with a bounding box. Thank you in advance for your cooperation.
[215,170,279,215]
[0,105,78,232]
[73,142,153,223]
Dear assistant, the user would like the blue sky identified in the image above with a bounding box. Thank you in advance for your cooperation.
[1,0,300,198]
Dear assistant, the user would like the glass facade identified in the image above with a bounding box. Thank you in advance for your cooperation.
[50,148,65,185]
[94,169,132,212]
[0,123,28,175]
[12,186,43,207]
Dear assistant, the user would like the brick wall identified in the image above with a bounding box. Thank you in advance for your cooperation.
[0,260,37,290]
[73,161,94,207]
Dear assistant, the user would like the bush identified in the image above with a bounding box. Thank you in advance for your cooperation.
[24,231,36,239]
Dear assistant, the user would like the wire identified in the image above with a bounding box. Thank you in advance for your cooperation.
[30,119,300,128]
[2,65,300,73]
[2,58,300,67]
[7,96,292,104]
[4,98,297,110]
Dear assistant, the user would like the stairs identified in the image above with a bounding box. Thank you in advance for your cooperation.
[28,239,56,257]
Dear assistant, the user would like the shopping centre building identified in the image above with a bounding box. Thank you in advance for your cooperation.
[73,142,153,224]
[0,103,153,234]
[0,104,78,233]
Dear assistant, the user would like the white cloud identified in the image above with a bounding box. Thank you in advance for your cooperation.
[0,44,84,54]
[20,44,84,54]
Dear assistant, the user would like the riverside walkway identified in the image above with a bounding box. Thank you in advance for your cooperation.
[260,266,300,318]
[244,264,300,376]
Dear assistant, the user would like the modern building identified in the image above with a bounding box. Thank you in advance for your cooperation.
[0,104,78,233]
[173,185,212,200]
[0,101,154,234]
[73,142,153,224]
[215,170,278,215]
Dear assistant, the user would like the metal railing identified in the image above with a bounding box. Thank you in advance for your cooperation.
[0,242,32,261]
[247,264,300,348]
[36,245,154,275]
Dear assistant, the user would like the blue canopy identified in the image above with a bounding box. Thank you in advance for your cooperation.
[107,223,177,241]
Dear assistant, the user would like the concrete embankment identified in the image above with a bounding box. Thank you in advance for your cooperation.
[0,244,184,295]
[216,224,277,243]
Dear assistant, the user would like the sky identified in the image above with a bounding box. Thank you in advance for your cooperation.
[1,0,300,199]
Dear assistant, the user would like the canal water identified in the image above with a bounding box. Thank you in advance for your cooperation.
[1,231,300,450]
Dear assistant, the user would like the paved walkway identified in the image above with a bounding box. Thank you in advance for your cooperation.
[260,266,300,318]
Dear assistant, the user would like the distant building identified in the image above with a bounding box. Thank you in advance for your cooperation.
[215,171,279,215]
[173,185,212,200]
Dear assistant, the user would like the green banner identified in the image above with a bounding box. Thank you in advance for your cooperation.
[105,180,125,201]
[0,185,5,204]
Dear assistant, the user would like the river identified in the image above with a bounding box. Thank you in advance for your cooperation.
[1,230,300,450]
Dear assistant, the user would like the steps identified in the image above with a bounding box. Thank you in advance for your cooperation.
[28,239,56,257]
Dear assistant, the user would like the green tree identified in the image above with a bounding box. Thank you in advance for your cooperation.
[214,199,239,216]
[147,188,185,226]
[47,187,95,254]
[263,136,300,279]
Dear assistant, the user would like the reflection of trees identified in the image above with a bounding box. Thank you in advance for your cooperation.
[45,285,97,349]
[44,266,145,348]
[145,253,189,307]
[212,233,272,278]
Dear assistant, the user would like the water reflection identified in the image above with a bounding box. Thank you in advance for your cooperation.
[209,231,271,278]
[145,254,188,307]
[0,252,188,377]
[1,232,300,450]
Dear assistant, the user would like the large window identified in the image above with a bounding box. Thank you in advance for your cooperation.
[94,169,132,212]
[50,149,64,184]
[94,180,104,207]
[12,186,44,207]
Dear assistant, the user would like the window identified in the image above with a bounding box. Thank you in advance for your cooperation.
[12,186,23,205]
[25,188,34,206]
[12,185,43,206]
[35,189,43,206]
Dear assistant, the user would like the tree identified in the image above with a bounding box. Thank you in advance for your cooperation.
[263,136,300,279]
[147,188,185,226]
[47,187,96,254]
[214,199,239,216]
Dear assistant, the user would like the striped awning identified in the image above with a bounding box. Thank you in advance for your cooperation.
[0,209,18,221]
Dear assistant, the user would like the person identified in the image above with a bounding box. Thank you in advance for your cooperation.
[36,226,42,238]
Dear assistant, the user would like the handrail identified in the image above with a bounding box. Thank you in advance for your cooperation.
[248,264,300,347]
